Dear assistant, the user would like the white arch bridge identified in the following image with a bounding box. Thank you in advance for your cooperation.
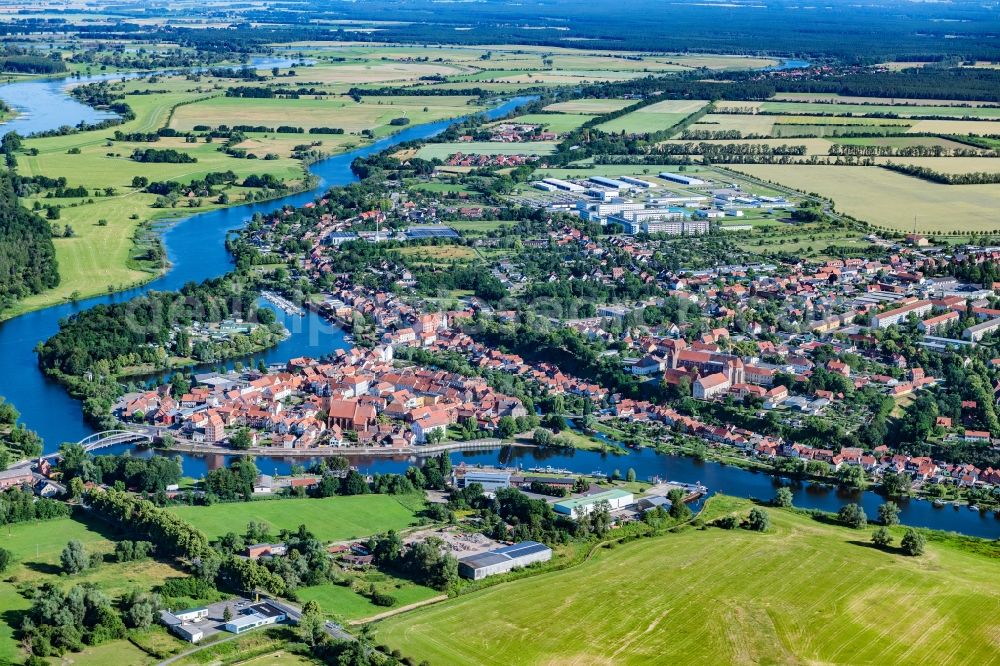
[78,429,154,452]
[33,430,155,464]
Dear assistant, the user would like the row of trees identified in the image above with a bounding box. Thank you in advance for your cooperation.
[86,489,208,559]
[0,170,59,314]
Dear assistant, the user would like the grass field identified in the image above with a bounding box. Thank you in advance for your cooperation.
[542,98,635,114]
[169,95,480,134]
[168,494,423,542]
[415,141,558,159]
[297,571,440,622]
[596,100,707,134]
[829,136,973,150]
[0,515,188,663]
[379,497,1000,665]
[398,245,477,264]
[730,164,1000,232]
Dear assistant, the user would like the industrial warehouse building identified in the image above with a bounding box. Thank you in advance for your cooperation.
[458,541,553,580]
[554,488,634,518]
[451,466,512,494]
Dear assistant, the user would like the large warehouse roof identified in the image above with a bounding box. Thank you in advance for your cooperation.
[459,540,551,570]
[554,488,632,513]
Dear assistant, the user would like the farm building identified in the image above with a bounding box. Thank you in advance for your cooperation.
[457,540,553,580]
[554,489,634,518]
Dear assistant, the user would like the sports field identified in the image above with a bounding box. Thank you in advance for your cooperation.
[379,497,1000,665]
[730,164,1000,232]
[596,99,707,134]
[168,494,423,542]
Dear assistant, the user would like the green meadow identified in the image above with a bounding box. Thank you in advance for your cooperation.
[0,515,187,663]
[379,496,1000,666]
[168,494,424,542]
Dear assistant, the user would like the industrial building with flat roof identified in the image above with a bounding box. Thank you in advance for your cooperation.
[457,540,553,580]
[452,466,512,493]
[554,488,634,518]
[659,172,706,186]
[224,603,287,634]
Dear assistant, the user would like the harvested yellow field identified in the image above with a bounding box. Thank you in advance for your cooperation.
[729,164,1000,232]
[871,157,1000,174]
[641,99,710,114]
[907,119,1000,134]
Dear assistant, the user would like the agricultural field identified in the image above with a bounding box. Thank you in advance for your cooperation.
[595,99,707,134]
[828,136,975,150]
[288,61,472,85]
[169,95,482,135]
[543,98,635,114]
[729,164,1000,233]
[167,494,424,542]
[722,100,1000,119]
[870,156,1000,173]
[0,515,188,663]
[689,113,921,138]
[415,141,558,160]
[379,497,1000,666]
[905,119,1000,134]
[772,92,1000,107]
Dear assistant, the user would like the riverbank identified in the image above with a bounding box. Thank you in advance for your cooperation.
[155,437,510,458]
[595,418,997,510]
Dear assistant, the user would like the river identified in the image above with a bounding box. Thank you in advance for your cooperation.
[0,65,997,539]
